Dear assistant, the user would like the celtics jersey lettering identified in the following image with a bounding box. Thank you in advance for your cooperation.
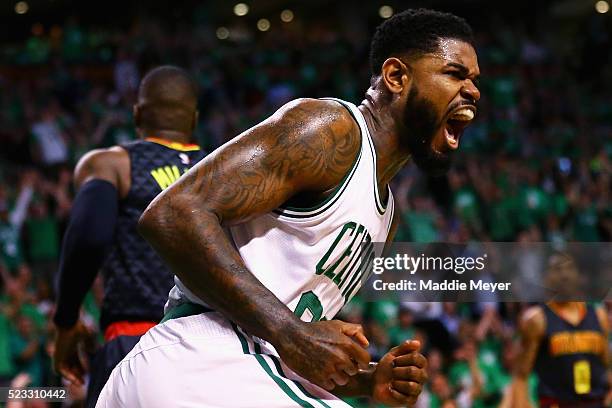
[167,98,394,321]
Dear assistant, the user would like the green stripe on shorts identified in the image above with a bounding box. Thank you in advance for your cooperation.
[267,354,332,408]
[231,324,331,408]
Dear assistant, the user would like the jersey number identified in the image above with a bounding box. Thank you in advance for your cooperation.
[573,360,591,395]
[294,291,324,322]
[293,221,373,323]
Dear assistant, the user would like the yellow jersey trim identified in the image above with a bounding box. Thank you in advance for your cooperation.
[145,137,201,152]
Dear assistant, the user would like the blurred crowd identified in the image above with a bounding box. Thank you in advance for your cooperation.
[0,3,610,407]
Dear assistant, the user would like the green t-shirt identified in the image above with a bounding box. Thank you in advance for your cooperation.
[0,314,16,378]
[0,298,48,332]
[573,205,600,241]
[83,291,101,326]
[62,24,85,61]
[479,363,538,407]
[488,75,518,109]
[404,211,438,243]
[454,187,481,229]
[24,37,51,64]
[387,325,416,348]
[10,334,44,387]
[449,340,502,408]
[517,186,550,228]
[449,342,538,408]
[19,303,46,331]
[426,388,442,408]
[487,198,515,241]
[366,301,398,329]
[340,295,364,315]
[26,217,59,261]
[449,359,496,408]
[551,193,569,218]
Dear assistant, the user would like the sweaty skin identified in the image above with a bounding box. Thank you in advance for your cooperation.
[359,39,480,181]
[73,148,131,194]
[140,99,373,391]
[139,38,480,405]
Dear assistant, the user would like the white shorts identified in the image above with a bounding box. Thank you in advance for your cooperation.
[96,311,353,408]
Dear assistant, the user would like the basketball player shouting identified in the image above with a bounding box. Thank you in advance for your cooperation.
[98,9,480,407]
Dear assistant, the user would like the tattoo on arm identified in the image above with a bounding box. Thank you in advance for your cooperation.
[184,100,357,222]
[139,99,359,344]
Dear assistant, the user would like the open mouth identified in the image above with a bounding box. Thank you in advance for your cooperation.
[444,107,475,150]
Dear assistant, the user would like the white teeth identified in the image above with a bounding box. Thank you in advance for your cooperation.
[450,108,474,121]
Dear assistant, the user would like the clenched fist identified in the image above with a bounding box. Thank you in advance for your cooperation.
[372,340,428,407]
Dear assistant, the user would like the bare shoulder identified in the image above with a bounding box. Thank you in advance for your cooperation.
[270,99,361,191]
[271,98,357,134]
[225,97,361,192]
[76,146,128,169]
[519,305,546,339]
[167,98,362,224]
[264,98,360,155]
[74,146,130,193]
[278,98,360,185]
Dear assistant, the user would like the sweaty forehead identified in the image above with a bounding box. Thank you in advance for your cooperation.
[425,38,480,74]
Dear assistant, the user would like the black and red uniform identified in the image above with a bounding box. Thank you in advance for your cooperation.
[54,137,205,408]
[535,304,608,408]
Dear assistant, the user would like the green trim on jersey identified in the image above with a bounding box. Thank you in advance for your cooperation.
[274,148,362,219]
[159,302,213,323]
[362,125,389,215]
[274,98,363,219]
[231,323,333,408]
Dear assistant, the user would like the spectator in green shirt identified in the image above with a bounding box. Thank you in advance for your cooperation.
[485,187,516,241]
[388,307,417,348]
[572,194,601,241]
[26,199,59,280]
[0,311,16,385]
[10,314,44,387]
[0,173,35,272]
[405,196,441,243]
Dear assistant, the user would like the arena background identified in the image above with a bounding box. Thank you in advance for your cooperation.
[0,0,610,406]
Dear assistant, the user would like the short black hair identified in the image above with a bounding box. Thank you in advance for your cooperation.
[138,65,198,106]
[136,65,198,133]
[369,8,474,75]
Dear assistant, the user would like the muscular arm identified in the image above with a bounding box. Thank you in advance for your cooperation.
[53,147,129,328]
[509,306,545,408]
[138,99,367,389]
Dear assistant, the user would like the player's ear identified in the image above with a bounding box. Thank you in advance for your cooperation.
[133,105,141,127]
[381,57,411,94]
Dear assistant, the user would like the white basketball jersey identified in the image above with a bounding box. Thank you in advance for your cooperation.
[167,98,395,321]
